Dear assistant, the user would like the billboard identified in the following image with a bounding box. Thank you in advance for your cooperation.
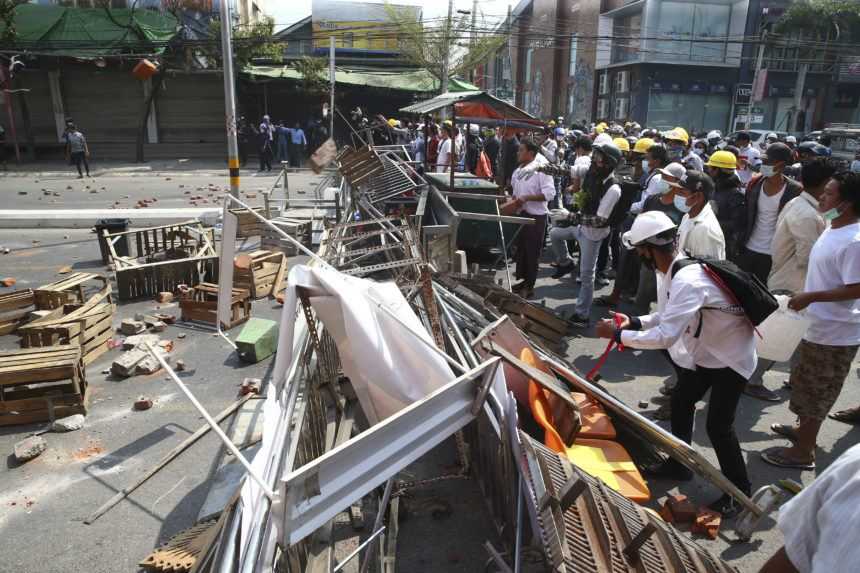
[311,0,421,53]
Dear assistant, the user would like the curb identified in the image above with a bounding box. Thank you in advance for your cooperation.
[0,208,222,229]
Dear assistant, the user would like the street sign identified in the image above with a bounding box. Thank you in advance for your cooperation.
[751,70,768,102]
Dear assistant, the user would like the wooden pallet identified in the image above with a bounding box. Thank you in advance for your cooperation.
[0,346,88,426]
[140,519,219,572]
[260,217,312,256]
[233,250,287,299]
[101,221,219,301]
[34,273,109,310]
[0,289,35,335]
[179,283,250,330]
[228,206,267,238]
[337,145,385,188]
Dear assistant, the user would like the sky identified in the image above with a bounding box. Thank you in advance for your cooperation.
[270,0,515,31]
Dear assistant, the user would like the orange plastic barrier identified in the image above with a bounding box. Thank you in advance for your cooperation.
[572,392,617,440]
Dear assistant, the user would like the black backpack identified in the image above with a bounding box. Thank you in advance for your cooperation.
[671,256,778,327]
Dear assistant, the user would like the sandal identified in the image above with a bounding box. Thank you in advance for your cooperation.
[829,407,860,425]
[760,448,815,470]
[770,423,798,442]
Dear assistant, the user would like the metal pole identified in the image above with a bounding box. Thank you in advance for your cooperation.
[219,0,240,198]
[330,36,336,140]
[440,0,453,95]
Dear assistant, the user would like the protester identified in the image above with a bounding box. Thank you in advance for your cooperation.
[738,143,802,283]
[64,121,90,179]
[548,142,622,327]
[761,171,860,470]
[510,140,555,298]
[498,130,520,189]
[237,116,254,167]
[290,122,307,168]
[539,127,559,164]
[735,132,761,186]
[759,443,860,573]
[258,115,274,172]
[597,211,755,515]
[276,121,290,164]
[706,150,746,260]
[484,127,501,174]
[672,170,726,259]
[465,125,483,174]
[436,124,454,173]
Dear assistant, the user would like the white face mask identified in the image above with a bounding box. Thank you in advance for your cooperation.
[760,164,777,178]
[851,160,860,173]
[655,178,671,195]
[642,159,650,174]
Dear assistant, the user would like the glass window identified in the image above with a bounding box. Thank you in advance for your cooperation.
[656,1,729,63]
[647,92,730,133]
[612,13,641,63]
[656,2,694,61]
[569,34,578,76]
[691,4,730,62]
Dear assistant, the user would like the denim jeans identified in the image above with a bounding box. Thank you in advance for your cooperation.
[549,225,601,316]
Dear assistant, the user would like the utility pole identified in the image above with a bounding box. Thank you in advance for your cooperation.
[218,0,240,198]
[470,0,477,83]
[440,0,453,95]
[330,36,335,140]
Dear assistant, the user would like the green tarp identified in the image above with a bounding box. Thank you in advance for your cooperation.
[0,4,179,58]
[245,64,480,94]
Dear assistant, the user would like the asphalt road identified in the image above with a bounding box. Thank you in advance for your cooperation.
[0,169,858,572]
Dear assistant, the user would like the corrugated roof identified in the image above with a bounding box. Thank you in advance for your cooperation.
[400,91,540,125]
[0,5,179,58]
[244,65,480,93]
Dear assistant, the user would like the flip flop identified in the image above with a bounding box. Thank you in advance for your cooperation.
[829,408,860,425]
[770,423,798,442]
[761,449,815,470]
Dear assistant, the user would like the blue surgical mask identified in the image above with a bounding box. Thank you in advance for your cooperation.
[823,205,842,222]
[667,147,683,161]
[760,164,776,178]
[655,178,671,195]
[673,194,692,213]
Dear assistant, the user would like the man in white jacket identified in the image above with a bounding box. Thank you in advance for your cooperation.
[671,170,726,259]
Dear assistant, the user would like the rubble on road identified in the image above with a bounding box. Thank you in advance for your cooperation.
[51,414,86,433]
[120,318,146,335]
[14,435,47,462]
[134,397,153,411]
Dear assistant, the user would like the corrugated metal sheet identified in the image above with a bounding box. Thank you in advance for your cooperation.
[400,90,541,125]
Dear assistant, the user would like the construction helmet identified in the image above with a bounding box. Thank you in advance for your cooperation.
[706,150,737,170]
[595,124,606,134]
[633,137,655,154]
[387,118,397,127]
[706,130,722,146]
[612,137,631,152]
[593,142,623,169]
[621,211,678,250]
[663,128,689,145]
[548,120,556,127]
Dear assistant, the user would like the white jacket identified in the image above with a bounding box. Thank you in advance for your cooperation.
[678,202,726,260]
[768,191,825,294]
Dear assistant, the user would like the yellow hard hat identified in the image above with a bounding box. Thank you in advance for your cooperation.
[633,137,655,154]
[443,119,453,126]
[613,137,630,152]
[387,118,397,127]
[595,124,606,134]
[706,150,737,170]
[548,120,556,127]
[663,128,689,145]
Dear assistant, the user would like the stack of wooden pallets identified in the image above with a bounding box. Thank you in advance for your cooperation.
[179,283,250,330]
[233,250,287,299]
[0,289,35,335]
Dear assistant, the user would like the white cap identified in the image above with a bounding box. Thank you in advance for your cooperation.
[657,162,686,181]
[622,211,678,250]
[766,132,778,140]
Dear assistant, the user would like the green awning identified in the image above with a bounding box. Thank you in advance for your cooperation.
[0,4,179,58]
[244,64,480,93]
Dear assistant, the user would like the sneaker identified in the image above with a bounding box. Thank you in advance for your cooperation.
[641,459,693,481]
[744,384,781,402]
[707,493,746,518]
[551,263,575,280]
[595,276,610,288]
[567,313,589,328]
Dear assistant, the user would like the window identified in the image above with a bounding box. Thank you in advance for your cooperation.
[598,73,608,95]
[597,99,610,119]
[647,92,730,133]
[614,97,628,120]
[569,33,578,76]
[612,13,641,63]
[655,1,730,63]
[525,48,534,83]
[343,33,354,48]
[615,71,628,93]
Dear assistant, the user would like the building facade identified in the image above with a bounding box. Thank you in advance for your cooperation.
[595,0,749,132]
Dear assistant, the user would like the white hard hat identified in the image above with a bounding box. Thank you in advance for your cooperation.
[785,135,797,144]
[657,162,686,181]
[594,133,613,146]
[766,132,778,140]
[707,130,722,140]
[469,124,479,135]
[621,211,678,250]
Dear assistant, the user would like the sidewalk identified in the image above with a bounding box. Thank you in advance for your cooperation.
[0,159,294,178]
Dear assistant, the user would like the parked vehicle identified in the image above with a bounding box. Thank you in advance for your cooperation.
[726,130,789,149]
[821,125,860,164]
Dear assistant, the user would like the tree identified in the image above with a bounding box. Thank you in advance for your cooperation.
[205,15,281,70]
[0,0,28,44]
[383,4,505,88]
[292,55,328,96]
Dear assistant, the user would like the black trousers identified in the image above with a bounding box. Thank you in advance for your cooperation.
[735,247,772,284]
[514,214,546,289]
[670,365,751,493]
[71,151,89,176]
[259,144,272,171]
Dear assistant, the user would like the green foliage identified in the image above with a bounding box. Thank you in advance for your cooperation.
[206,16,281,69]
[383,3,505,85]
[291,55,328,95]
[0,0,27,43]
[776,0,860,41]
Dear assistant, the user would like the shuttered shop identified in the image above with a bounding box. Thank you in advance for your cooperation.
[157,73,225,144]
[62,67,140,143]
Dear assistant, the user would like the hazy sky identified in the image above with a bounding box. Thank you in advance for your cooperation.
[270,0,514,30]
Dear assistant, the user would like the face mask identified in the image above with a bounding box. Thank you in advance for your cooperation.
[640,248,657,271]
[693,148,705,156]
[822,203,844,222]
[655,178,671,195]
[667,147,683,161]
[642,159,650,174]
[674,194,692,213]
[760,164,777,178]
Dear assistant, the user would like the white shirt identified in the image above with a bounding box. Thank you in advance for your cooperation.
[436,138,452,172]
[511,157,556,216]
[630,172,665,214]
[768,192,825,294]
[540,139,558,164]
[678,202,726,259]
[803,222,860,346]
[738,144,761,166]
[778,443,860,573]
[580,175,621,242]
[746,183,786,254]
[621,254,757,378]
[569,154,592,180]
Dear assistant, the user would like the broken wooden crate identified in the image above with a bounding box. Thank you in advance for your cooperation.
[0,289,35,335]
[179,283,250,330]
[101,221,219,300]
[233,250,287,299]
[34,273,109,310]
[228,206,267,238]
[17,285,115,366]
[260,217,312,256]
[0,346,88,426]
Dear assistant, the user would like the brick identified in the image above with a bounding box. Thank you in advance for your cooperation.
[1,277,16,287]
[692,509,722,539]
[667,494,698,523]
[156,291,174,303]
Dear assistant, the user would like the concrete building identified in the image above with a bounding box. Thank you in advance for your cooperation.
[595,0,749,132]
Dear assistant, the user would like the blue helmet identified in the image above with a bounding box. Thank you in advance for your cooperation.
[797,141,829,157]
